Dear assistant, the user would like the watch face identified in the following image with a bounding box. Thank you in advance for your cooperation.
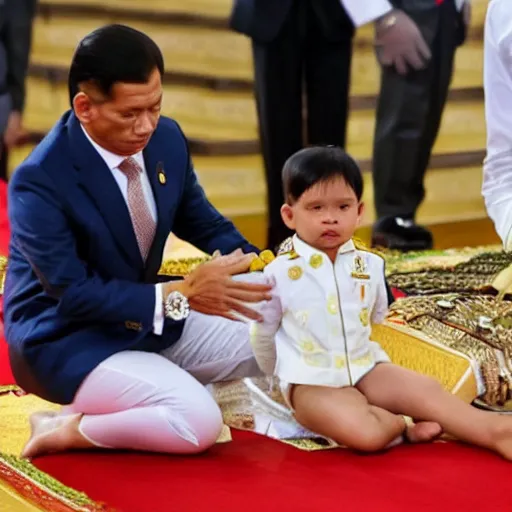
[165,291,190,321]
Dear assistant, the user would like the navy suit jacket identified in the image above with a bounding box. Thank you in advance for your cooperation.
[4,111,258,405]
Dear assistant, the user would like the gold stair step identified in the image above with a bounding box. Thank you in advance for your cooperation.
[193,156,486,226]
[40,0,489,27]
[23,75,486,159]
[9,145,486,226]
[40,0,233,18]
[31,11,484,93]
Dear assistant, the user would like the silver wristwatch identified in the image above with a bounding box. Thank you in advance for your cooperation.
[164,291,190,321]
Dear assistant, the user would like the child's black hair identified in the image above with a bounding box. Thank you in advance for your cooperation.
[282,146,363,203]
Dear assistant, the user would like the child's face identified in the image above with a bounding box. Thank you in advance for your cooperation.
[281,177,364,254]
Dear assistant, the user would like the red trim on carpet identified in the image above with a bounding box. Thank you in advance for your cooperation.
[34,431,512,512]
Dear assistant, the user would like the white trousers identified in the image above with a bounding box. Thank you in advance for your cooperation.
[63,308,263,454]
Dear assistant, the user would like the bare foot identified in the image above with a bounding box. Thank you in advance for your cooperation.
[22,411,89,459]
[405,421,443,443]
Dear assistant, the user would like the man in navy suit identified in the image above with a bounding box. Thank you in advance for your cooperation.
[4,25,273,458]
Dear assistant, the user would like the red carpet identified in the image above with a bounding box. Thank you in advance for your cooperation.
[33,433,512,512]
[1,181,512,511]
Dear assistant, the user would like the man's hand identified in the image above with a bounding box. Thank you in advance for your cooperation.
[4,111,25,148]
[165,251,273,322]
[374,10,431,75]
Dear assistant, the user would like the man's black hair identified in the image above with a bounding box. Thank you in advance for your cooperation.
[68,24,164,106]
[282,146,363,203]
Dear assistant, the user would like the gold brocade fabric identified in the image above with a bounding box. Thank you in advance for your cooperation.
[388,294,512,406]
[387,251,512,295]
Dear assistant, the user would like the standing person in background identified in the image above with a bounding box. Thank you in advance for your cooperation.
[371,0,471,251]
[0,0,36,181]
[230,0,445,252]
[483,0,512,250]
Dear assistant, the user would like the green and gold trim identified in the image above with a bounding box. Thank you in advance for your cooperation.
[0,385,22,396]
[0,452,114,511]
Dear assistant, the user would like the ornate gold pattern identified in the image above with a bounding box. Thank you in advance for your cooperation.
[359,308,369,327]
[351,254,370,280]
[388,293,512,406]
[327,295,338,315]
[388,251,512,295]
[303,353,331,368]
[300,340,315,353]
[353,353,373,366]
[0,452,112,511]
[334,356,346,369]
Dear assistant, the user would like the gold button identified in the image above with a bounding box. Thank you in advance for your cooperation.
[125,321,142,331]
[158,172,166,185]
[327,295,338,315]
[309,254,323,269]
[334,356,346,369]
[288,266,303,280]
[300,340,315,352]
[359,308,369,327]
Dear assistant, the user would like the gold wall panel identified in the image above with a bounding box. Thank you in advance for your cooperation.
[31,11,484,92]
[23,76,486,160]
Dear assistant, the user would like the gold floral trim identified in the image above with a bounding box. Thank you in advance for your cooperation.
[0,255,6,294]
[158,256,210,277]
[0,385,21,395]
[0,453,114,511]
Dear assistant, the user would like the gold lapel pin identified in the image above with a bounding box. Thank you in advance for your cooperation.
[157,162,166,185]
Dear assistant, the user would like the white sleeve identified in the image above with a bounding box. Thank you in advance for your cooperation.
[371,259,389,325]
[249,268,282,375]
[340,0,393,27]
[153,284,164,335]
[483,0,512,250]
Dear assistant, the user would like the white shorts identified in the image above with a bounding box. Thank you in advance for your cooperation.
[279,359,389,413]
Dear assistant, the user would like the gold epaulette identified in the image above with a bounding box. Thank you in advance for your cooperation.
[276,237,300,260]
[249,249,276,272]
[353,238,385,259]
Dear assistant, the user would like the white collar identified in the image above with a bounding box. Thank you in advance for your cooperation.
[80,125,144,171]
[292,234,356,262]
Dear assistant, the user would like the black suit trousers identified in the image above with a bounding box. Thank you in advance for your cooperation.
[251,0,353,249]
[372,0,461,220]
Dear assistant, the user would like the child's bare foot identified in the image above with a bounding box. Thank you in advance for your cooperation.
[22,411,89,459]
[405,421,443,443]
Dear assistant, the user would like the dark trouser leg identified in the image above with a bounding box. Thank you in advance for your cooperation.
[372,2,458,221]
[412,0,458,197]
[0,142,8,182]
[251,3,304,250]
[304,8,352,148]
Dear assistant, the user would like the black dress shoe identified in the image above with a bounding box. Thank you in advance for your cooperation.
[371,216,433,251]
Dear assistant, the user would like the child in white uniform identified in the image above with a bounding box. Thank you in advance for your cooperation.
[251,146,512,458]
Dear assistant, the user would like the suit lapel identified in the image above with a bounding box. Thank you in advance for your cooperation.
[142,131,175,276]
[67,113,143,269]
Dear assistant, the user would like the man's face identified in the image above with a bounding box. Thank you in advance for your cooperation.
[75,68,163,156]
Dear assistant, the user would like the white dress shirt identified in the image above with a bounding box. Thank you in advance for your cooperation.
[81,126,165,334]
[341,0,467,27]
[250,235,390,389]
[483,0,512,250]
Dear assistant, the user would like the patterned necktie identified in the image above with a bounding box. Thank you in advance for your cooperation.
[118,157,156,261]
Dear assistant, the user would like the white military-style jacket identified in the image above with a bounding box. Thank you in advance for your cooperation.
[250,235,390,388]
